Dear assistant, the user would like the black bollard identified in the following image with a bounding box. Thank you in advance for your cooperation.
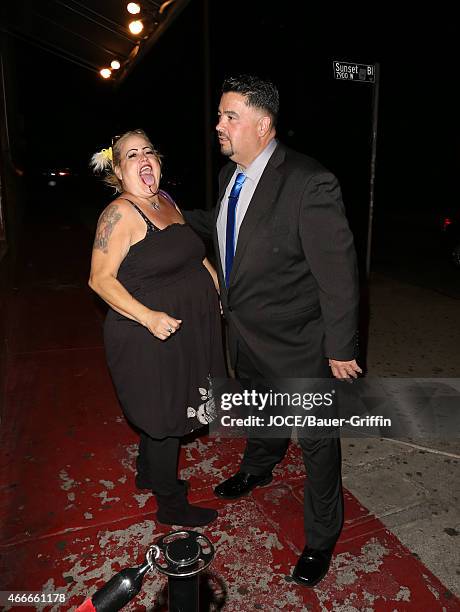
[151,531,215,612]
[166,537,201,610]
[168,575,199,611]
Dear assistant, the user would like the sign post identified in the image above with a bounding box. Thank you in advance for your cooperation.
[333,60,380,279]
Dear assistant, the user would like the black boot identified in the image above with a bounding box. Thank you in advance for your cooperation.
[156,488,218,527]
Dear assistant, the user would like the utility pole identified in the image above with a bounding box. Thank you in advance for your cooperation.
[333,60,380,279]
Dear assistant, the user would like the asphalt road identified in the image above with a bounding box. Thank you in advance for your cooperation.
[371,211,460,300]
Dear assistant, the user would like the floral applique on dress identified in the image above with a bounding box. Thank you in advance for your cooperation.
[187,375,217,425]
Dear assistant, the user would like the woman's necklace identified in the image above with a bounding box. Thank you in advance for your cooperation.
[148,186,160,210]
[148,184,161,209]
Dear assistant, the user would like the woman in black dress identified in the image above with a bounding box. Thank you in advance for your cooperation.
[89,129,225,527]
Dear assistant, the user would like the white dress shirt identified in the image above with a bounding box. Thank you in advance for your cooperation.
[217,138,278,273]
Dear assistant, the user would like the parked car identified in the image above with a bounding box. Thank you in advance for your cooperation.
[441,210,460,268]
[41,167,74,187]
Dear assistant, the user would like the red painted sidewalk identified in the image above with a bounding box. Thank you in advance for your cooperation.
[0,219,458,611]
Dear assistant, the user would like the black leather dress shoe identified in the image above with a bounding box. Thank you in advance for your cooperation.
[214,471,273,499]
[292,546,333,588]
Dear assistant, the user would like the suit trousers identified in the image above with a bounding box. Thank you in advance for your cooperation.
[236,344,344,550]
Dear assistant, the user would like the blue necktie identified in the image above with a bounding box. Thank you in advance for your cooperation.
[225,172,246,287]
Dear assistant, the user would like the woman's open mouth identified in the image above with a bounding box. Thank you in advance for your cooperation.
[139,164,155,186]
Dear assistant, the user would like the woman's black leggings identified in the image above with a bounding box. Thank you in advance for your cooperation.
[136,433,182,495]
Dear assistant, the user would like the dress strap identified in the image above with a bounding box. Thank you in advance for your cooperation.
[159,189,177,208]
[119,198,158,232]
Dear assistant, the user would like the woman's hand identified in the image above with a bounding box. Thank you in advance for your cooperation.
[144,310,182,340]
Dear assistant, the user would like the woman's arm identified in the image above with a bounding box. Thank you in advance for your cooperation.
[182,208,215,239]
[202,257,220,294]
[88,201,181,340]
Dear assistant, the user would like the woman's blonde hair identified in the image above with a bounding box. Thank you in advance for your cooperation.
[90,129,162,193]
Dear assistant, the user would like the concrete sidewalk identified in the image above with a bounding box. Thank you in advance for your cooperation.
[342,272,460,597]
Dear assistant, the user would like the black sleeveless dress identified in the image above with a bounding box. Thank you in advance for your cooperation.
[104,192,226,438]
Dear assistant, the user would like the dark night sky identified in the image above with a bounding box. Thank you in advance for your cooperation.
[13,1,459,226]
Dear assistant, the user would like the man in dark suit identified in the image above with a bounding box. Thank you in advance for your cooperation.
[186,75,361,587]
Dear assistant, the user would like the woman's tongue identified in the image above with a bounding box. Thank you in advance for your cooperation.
[140,173,155,186]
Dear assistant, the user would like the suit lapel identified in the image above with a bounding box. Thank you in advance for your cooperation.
[229,144,285,286]
[214,164,235,291]
[215,164,234,232]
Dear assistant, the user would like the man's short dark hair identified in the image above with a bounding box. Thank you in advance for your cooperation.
[222,74,279,126]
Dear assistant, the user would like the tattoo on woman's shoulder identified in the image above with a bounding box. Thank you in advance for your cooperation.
[93,204,122,253]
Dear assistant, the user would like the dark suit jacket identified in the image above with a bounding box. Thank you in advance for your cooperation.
[184,142,359,379]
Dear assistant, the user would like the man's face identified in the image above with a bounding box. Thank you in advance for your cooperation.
[216,92,264,168]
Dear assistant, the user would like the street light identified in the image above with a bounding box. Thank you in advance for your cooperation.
[100,68,111,79]
[111,60,121,70]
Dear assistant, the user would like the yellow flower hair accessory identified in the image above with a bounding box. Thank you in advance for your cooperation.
[101,147,113,161]
[90,146,113,172]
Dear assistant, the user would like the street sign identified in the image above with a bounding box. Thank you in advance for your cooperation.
[333,61,375,83]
